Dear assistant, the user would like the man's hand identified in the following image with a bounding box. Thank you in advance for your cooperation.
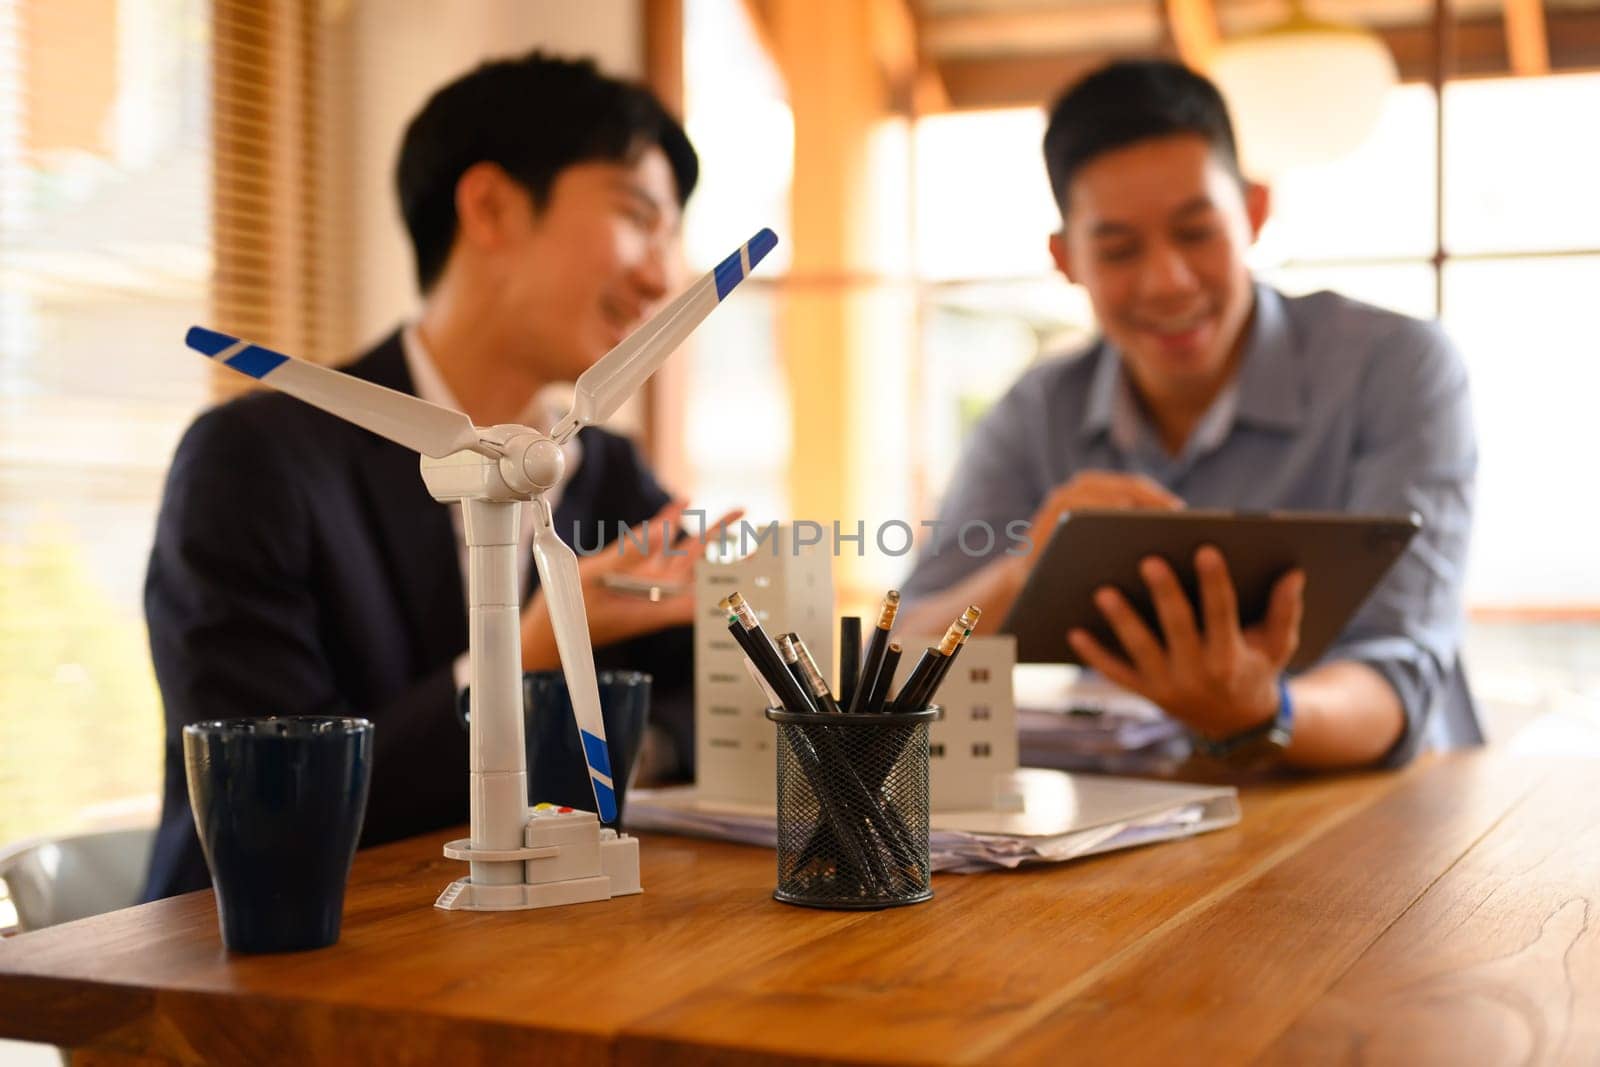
[1016,471,1182,565]
[1067,545,1305,738]
[520,501,743,670]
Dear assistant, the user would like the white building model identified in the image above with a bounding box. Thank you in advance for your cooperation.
[887,634,1018,812]
[693,525,834,807]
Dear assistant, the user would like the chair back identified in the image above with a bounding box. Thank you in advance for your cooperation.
[0,827,157,932]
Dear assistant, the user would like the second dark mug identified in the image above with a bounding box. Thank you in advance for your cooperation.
[183,716,372,953]
[459,670,652,826]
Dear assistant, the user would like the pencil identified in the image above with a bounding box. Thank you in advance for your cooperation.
[738,653,783,710]
[790,634,842,714]
[776,633,812,700]
[892,619,962,714]
[846,591,899,715]
[726,592,816,715]
[864,642,902,714]
[724,604,789,710]
[837,616,862,710]
[922,605,982,708]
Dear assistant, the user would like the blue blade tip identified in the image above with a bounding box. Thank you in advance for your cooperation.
[748,228,778,267]
[580,729,613,779]
[593,779,617,823]
[185,326,237,357]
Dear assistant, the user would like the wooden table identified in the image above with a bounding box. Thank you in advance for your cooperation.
[1,749,1596,1065]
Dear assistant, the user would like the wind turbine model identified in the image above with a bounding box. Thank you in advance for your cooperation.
[185,228,777,911]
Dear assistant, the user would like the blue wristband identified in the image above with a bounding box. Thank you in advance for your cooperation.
[1198,675,1294,760]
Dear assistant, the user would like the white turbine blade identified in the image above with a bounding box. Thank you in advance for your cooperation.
[528,500,617,823]
[186,326,487,458]
[550,228,778,444]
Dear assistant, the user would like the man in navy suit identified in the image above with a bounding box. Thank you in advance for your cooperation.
[143,53,726,899]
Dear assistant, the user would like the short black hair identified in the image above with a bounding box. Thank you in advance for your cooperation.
[396,51,699,292]
[1043,59,1241,214]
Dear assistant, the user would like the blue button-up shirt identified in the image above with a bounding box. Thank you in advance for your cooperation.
[902,284,1480,761]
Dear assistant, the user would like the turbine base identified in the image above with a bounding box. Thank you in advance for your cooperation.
[434,806,641,912]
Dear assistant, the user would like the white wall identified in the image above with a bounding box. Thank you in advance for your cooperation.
[329,0,643,352]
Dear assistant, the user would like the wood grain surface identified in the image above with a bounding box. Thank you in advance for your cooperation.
[0,750,1591,1065]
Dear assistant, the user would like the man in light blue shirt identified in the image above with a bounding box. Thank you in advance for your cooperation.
[899,60,1478,768]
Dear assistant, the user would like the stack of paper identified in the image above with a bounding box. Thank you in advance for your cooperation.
[1014,665,1191,774]
[627,768,1238,873]
[931,802,1211,872]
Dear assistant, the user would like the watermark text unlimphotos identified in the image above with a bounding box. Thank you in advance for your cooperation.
[570,514,1034,559]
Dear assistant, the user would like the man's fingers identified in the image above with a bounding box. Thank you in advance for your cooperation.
[1042,471,1184,516]
[1067,629,1146,696]
[1140,556,1200,660]
[641,500,690,559]
[1127,475,1184,510]
[1093,585,1167,678]
[1075,471,1181,508]
[1196,545,1240,653]
[700,508,744,545]
[650,506,744,579]
[594,501,686,579]
[1263,569,1306,665]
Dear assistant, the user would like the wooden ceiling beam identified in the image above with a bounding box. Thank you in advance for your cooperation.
[867,0,951,113]
[938,51,1149,111]
[1387,7,1600,77]
[931,9,1600,111]
[749,0,949,114]
[868,0,918,94]
[920,5,1161,58]
[1503,0,1552,75]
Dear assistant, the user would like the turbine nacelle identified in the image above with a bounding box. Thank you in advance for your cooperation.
[498,431,566,497]
[419,427,567,502]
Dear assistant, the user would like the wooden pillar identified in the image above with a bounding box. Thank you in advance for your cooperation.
[763,0,915,603]
[639,0,686,466]
[771,0,871,522]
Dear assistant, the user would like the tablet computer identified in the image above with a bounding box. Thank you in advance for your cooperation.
[999,509,1421,671]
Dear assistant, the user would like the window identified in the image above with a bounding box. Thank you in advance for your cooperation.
[1442,255,1600,605]
[971,741,991,758]
[971,704,991,721]
[670,0,793,522]
[914,107,1080,506]
[913,108,1057,282]
[1443,74,1600,256]
[1265,74,1600,608]
[1,0,211,847]
[928,742,945,758]
[1255,87,1438,268]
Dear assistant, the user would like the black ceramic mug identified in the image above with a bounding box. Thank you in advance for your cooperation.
[459,670,651,826]
[183,716,373,953]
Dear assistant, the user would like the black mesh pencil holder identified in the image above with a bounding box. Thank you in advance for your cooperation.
[766,706,941,910]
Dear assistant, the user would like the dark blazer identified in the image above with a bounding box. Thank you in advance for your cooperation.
[142,331,691,900]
